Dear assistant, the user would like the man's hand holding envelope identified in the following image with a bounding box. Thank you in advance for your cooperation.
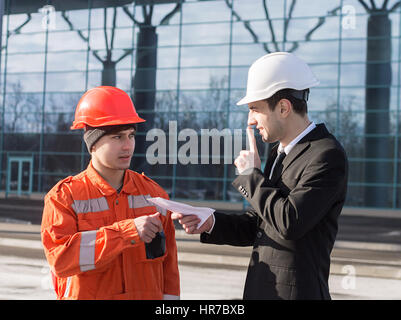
[146,197,215,234]
[171,212,214,234]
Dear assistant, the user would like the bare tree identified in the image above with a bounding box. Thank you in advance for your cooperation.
[122,2,181,173]
[1,13,32,51]
[357,0,400,207]
[5,81,41,133]
[224,0,341,53]
[0,13,32,90]
[61,9,132,86]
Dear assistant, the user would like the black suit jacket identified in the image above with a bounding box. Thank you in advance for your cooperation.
[201,123,348,300]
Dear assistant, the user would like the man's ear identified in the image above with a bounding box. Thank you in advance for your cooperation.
[278,99,292,118]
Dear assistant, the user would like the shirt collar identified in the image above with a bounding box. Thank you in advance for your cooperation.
[278,121,316,155]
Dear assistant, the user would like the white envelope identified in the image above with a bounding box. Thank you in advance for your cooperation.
[146,197,215,229]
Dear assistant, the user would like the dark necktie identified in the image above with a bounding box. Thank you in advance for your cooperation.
[270,151,286,182]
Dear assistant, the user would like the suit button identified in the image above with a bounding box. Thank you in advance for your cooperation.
[131,240,136,245]
[257,231,262,238]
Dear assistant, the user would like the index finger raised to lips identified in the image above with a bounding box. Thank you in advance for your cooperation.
[247,126,258,155]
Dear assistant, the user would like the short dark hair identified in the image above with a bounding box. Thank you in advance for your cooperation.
[265,89,308,116]
[103,124,137,136]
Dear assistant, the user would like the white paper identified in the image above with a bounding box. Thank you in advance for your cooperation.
[146,197,215,229]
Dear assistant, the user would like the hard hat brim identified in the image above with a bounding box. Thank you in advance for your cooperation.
[70,116,146,130]
[236,79,320,106]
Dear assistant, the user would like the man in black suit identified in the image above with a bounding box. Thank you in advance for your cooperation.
[172,52,348,300]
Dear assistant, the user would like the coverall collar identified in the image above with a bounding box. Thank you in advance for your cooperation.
[86,161,137,196]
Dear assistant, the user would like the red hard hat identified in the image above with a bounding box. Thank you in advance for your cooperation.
[71,86,146,130]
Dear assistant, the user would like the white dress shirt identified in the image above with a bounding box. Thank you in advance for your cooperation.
[269,121,316,179]
[277,121,316,155]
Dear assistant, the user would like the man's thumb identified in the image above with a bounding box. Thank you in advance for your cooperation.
[150,211,161,218]
[150,212,163,231]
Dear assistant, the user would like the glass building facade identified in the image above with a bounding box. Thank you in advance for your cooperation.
[0,0,400,209]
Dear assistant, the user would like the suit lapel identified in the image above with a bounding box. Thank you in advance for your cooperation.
[282,141,310,172]
[263,144,279,176]
[268,124,329,184]
[268,141,310,185]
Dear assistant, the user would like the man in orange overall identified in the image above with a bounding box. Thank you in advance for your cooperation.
[41,86,180,300]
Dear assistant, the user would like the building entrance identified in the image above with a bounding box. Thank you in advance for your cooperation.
[7,156,33,196]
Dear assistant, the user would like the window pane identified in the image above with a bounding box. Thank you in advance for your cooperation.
[46,72,86,92]
[182,1,231,23]
[3,133,40,150]
[6,52,44,72]
[181,23,230,45]
[180,45,230,67]
[43,132,82,152]
[180,68,228,90]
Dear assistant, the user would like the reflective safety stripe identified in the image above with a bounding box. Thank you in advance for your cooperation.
[71,197,109,214]
[155,205,167,216]
[64,277,72,298]
[79,230,97,272]
[128,194,167,216]
[163,294,180,300]
[127,194,150,209]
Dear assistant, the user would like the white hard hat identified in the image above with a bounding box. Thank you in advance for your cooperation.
[236,52,320,105]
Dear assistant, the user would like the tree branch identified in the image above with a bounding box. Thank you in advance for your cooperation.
[115,49,134,64]
[382,0,389,10]
[160,3,181,25]
[122,5,143,26]
[283,0,296,44]
[7,13,31,37]
[389,1,401,12]
[262,43,272,53]
[369,0,377,10]
[61,11,89,42]
[305,6,341,41]
[92,50,104,63]
[358,0,372,13]
[263,0,280,52]
[149,5,154,23]
[243,20,261,43]
[223,0,271,53]
[61,11,104,63]
[287,41,299,53]
[142,5,153,25]
[110,7,117,54]
[305,16,324,41]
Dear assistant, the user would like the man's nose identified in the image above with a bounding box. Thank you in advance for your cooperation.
[248,111,257,126]
[122,137,134,150]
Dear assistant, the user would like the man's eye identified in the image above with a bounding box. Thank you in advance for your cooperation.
[113,136,121,139]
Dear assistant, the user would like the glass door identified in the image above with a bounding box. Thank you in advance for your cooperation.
[7,156,33,196]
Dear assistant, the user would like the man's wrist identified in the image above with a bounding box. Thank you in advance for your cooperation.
[204,213,216,234]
